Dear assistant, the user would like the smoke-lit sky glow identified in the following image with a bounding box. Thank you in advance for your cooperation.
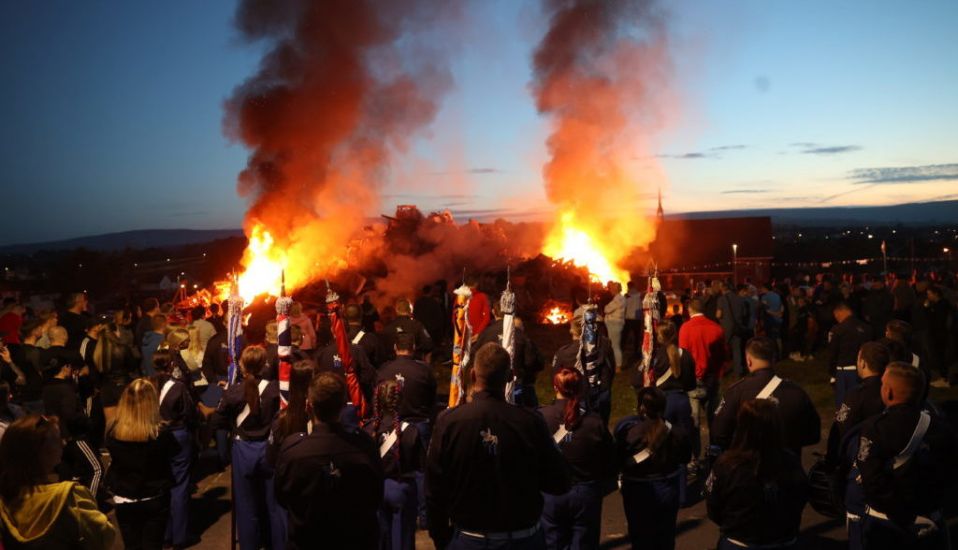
[1,0,956,246]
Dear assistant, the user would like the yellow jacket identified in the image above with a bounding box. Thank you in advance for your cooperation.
[0,481,115,549]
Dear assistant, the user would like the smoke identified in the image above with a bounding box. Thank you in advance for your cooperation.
[532,0,674,258]
[224,0,457,290]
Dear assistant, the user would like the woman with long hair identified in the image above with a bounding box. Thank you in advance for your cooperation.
[214,345,286,550]
[365,379,425,550]
[106,378,176,550]
[152,350,196,550]
[0,415,116,549]
[642,321,699,488]
[615,386,692,550]
[538,368,616,549]
[267,359,314,466]
[706,399,808,549]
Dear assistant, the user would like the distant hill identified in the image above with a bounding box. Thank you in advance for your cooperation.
[671,199,958,227]
[2,199,955,253]
[0,229,243,254]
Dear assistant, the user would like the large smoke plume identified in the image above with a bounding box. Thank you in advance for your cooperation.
[532,0,674,266]
[224,0,457,291]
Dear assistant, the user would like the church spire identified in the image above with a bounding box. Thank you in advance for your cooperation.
[656,188,664,222]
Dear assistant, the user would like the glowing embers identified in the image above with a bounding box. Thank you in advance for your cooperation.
[540,300,573,325]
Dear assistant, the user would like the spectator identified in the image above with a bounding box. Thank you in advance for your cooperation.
[624,281,644,360]
[105,378,175,550]
[711,337,820,457]
[59,293,90,351]
[135,298,161,349]
[539,367,616,549]
[140,315,167,377]
[426,343,570,549]
[717,281,748,376]
[287,302,317,352]
[861,278,894,339]
[0,415,116,549]
[679,298,726,449]
[615,387,691,550]
[604,282,626,370]
[465,274,491,341]
[381,299,434,362]
[706,399,809,549]
[366,379,426,550]
[923,286,955,388]
[0,298,25,345]
[275,371,383,550]
[413,285,445,348]
[189,306,216,352]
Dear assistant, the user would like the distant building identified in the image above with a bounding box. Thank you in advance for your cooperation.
[640,208,774,289]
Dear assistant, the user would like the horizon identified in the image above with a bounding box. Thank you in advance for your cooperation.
[1,1,957,246]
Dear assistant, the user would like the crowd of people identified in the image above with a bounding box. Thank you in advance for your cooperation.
[0,269,955,550]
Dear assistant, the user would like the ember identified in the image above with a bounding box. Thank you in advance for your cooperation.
[540,301,573,325]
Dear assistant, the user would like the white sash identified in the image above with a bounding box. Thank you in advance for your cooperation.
[553,424,570,444]
[158,379,175,406]
[632,421,672,464]
[756,375,783,400]
[911,353,920,368]
[892,411,931,470]
[236,379,269,427]
[379,422,410,458]
[655,348,683,387]
[352,331,365,345]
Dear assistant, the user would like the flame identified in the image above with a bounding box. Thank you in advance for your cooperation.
[235,224,287,302]
[543,210,629,286]
[540,300,573,325]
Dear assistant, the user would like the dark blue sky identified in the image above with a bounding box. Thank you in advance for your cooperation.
[2,1,956,246]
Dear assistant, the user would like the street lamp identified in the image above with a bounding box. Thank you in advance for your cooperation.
[732,243,738,285]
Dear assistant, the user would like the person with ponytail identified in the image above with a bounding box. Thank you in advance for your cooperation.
[705,399,808,549]
[213,345,285,550]
[614,386,692,550]
[364,379,425,550]
[151,350,196,549]
[642,321,699,478]
[105,378,175,550]
[537,367,616,549]
[267,359,314,467]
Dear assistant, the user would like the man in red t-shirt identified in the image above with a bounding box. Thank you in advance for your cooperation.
[679,297,726,450]
[465,275,490,341]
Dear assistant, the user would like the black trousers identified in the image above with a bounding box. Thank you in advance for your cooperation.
[115,494,171,550]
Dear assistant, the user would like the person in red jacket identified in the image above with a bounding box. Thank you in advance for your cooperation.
[679,297,726,458]
[465,274,491,341]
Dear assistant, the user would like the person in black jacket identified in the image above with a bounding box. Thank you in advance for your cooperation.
[615,387,691,550]
[381,299,434,362]
[267,360,313,467]
[345,304,387,369]
[426,343,571,549]
[553,314,616,425]
[151,350,196,550]
[474,298,544,408]
[106,378,175,550]
[275,371,384,550]
[826,341,889,464]
[706,398,808,549]
[826,302,873,406]
[711,337,820,457]
[365,379,426,550]
[41,332,104,510]
[213,345,285,550]
[640,322,697,457]
[857,363,958,549]
[539,368,615,549]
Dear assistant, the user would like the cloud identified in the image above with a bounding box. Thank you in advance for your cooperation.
[720,189,770,194]
[849,163,958,184]
[657,144,747,160]
[803,145,862,155]
[384,193,480,200]
[788,142,861,155]
[428,167,505,175]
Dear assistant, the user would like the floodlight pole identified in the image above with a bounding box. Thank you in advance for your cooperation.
[732,243,738,286]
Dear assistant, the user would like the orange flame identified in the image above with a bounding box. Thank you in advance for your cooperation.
[234,224,287,302]
[543,209,631,286]
[539,300,573,325]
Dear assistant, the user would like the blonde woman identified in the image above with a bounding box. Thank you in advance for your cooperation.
[105,379,175,550]
[165,328,206,390]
